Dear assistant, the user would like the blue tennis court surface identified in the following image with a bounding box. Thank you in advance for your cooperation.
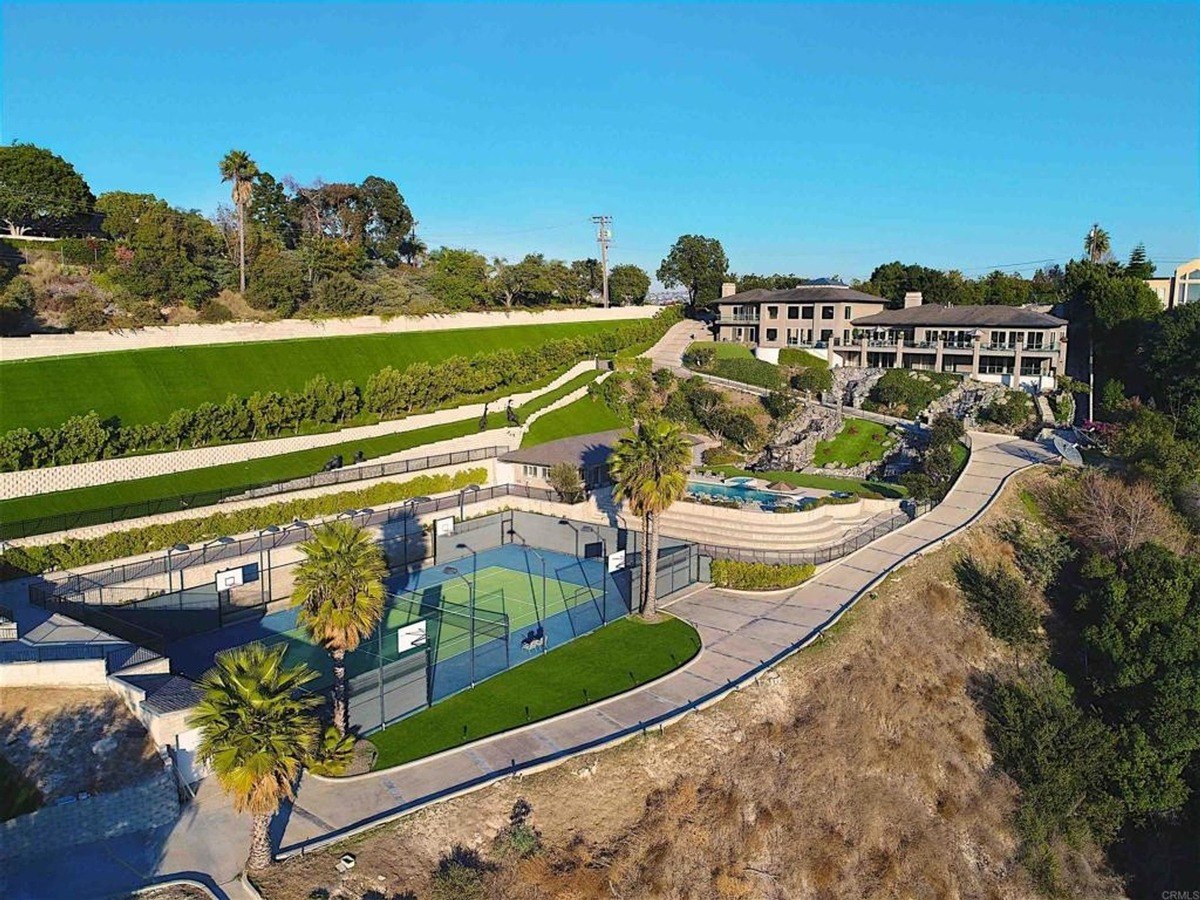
[167,543,632,703]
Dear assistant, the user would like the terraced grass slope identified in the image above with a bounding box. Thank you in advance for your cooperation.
[0,320,626,433]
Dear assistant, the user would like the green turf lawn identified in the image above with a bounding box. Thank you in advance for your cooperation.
[709,465,907,499]
[519,393,628,447]
[0,414,509,533]
[812,419,895,467]
[368,615,701,769]
[707,342,755,360]
[0,369,602,535]
[0,320,627,433]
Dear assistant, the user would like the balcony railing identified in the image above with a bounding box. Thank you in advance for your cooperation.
[721,314,760,323]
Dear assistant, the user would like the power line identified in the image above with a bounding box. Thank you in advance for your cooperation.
[591,215,612,308]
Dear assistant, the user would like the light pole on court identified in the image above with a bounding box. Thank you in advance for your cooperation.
[458,484,481,521]
[165,543,189,593]
[257,526,280,605]
[580,524,608,624]
[443,564,477,685]
[507,528,547,642]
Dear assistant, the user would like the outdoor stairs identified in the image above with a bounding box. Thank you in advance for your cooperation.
[656,501,898,551]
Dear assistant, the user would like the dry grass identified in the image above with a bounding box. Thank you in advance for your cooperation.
[257,470,1118,900]
[0,687,161,803]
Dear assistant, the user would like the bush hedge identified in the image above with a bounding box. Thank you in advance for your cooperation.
[4,468,486,576]
[863,369,959,415]
[710,559,816,591]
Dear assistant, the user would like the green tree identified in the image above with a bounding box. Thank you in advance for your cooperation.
[95,191,159,242]
[246,242,307,314]
[426,247,490,309]
[1125,242,1156,280]
[291,520,387,734]
[359,175,414,265]
[657,235,728,308]
[1143,303,1200,440]
[608,263,651,305]
[218,150,260,293]
[189,643,320,870]
[249,172,298,247]
[1084,222,1111,263]
[608,420,691,617]
[0,143,95,237]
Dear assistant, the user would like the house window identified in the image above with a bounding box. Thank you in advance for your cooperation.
[821,306,834,319]
[786,329,799,346]
[1020,359,1045,376]
[1026,331,1044,349]
[522,464,547,478]
[844,306,852,319]
[801,307,814,320]
[766,306,779,319]
[787,306,800,320]
[843,329,851,344]
[765,328,778,342]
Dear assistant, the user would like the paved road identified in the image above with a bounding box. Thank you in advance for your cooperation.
[10,431,1051,898]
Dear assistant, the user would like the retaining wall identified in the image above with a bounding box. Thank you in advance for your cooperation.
[0,656,109,687]
[0,306,659,362]
[0,767,180,860]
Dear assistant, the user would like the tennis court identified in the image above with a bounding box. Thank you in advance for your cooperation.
[168,543,631,706]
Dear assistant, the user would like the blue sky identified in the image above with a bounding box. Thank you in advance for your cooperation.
[3,2,1197,281]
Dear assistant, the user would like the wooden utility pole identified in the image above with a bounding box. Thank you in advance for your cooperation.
[592,215,612,307]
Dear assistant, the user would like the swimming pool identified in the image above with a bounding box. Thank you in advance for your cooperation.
[686,480,792,508]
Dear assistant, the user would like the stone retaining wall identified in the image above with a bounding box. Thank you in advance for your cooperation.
[0,766,179,860]
[0,306,658,361]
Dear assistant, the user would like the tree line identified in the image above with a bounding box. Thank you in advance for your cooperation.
[0,313,676,471]
[0,143,653,332]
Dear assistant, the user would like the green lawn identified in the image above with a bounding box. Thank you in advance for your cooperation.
[709,465,907,499]
[778,348,829,369]
[812,420,895,467]
[368,615,701,769]
[520,393,628,447]
[707,342,755,360]
[0,414,508,534]
[0,369,602,535]
[0,320,628,433]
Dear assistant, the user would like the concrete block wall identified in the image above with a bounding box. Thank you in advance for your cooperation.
[0,767,180,860]
[0,657,109,687]
[0,306,658,362]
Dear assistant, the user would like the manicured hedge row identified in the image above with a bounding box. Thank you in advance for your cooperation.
[4,468,486,576]
[710,559,816,591]
[0,309,680,472]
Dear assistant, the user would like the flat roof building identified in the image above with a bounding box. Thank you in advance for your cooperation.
[1145,257,1200,309]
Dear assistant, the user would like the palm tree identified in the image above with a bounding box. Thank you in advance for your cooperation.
[190,643,319,870]
[608,420,692,618]
[219,149,260,292]
[1085,223,1111,264]
[292,520,387,735]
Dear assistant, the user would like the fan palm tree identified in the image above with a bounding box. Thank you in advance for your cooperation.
[292,520,387,735]
[190,643,319,871]
[1084,223,1111,264]
[219,149,260,292]
[609,420,692,618]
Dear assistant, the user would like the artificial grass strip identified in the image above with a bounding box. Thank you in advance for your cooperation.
[368,615,701,769]
[519,393,628,448]
[0,320,628,433]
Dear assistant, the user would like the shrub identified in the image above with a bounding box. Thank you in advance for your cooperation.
[761,390,797,420]
[790,365,833,394]
[928,412,964,448]
[305,726,356,776]
[710,559,816,591]
[4,468,488,575]
[864,369,959,415]
[547,461,584,502]
[953,555,1040,645]
[982,391,1034,428]
[995,519,1074,590]
[197,300,234,323]
[682,345,715,369]
[701,446,741,466]
[429,845,494,900]
[709,357,783,390]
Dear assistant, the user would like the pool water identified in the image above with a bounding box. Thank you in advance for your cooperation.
[687,480,791,508]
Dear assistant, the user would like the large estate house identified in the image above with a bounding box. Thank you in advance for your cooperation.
[715,282,1068,392]
[1145,256,1200,309]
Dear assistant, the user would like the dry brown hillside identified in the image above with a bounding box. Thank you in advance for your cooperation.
[257,471,1119,900]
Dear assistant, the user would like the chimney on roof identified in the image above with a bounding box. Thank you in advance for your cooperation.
[903,291,923,309]
[721,282,737,298]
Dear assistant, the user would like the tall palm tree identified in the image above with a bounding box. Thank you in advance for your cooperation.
[1085,223,1111,264]
[609,420,692,618]
[190,643,319,871]
[292,520,387,734]
[219,149,259,292]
